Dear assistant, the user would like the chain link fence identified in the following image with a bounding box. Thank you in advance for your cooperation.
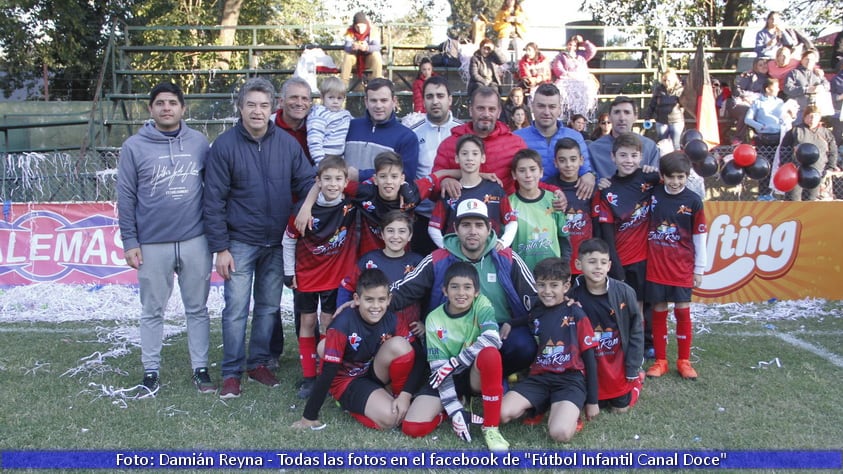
[4,143,842,205]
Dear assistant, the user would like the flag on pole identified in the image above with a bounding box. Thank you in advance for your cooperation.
[680,41,721,148]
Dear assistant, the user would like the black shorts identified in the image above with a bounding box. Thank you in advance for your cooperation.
[415,370,473,399]
[511,371,586,412]
[337,371,386,415]
[645,282,692,304]
[599,390,631,409]
[623,260,647,300]
[294,289,338,314]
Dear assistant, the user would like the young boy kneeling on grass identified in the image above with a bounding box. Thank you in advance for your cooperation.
[401,262,509,451]
[568,238,644,413]
[292,269,424,431]
[500,257,599,442]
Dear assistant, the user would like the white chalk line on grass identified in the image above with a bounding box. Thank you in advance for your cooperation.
[773,332,843,369]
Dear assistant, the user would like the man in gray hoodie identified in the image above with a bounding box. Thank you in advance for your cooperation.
[117,82,215,396]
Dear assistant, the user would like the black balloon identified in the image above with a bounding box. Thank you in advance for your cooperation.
[681,129,704,148]
[744,156,771,180]
[719,161,745,185]
[693,154,719,177]
[795,143,820,166]
[684,139,709,162]
[797,166,821,189]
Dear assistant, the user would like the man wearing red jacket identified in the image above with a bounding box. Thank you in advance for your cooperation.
[432,86,528,195]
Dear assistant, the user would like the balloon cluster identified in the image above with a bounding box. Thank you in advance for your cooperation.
[681,130,719,178]
[770,143,821,192]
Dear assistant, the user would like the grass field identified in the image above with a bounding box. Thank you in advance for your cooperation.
[1,286,842,472]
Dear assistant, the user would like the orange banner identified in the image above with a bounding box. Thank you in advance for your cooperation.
[694,201,843,303]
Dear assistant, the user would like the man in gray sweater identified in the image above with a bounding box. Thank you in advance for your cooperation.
[117,82,215,396]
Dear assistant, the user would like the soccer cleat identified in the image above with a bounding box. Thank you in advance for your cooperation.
[522,412,545,426]
[192,367,217,394]
[576,417,584,433]
[247,365,280,387]
[482,426,510,452]
[677,359,698,380]
[646,359,669,378]
[219,377,241,399]
[142,371,159,396]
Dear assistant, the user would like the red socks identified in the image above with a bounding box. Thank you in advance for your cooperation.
[476,347,502,428]
[298,336,317,378]
[388,350,414,395]
[350,412,381,430]
[652,309,669,360]
[402,412,445,437]
[675,306,693,360]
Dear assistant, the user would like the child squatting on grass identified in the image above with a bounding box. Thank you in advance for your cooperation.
[292,268,425,431]
[500,257,599,443]
[401,261,509,452]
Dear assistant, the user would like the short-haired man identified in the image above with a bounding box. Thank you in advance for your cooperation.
[514,83,596,200]
[432,86,528,195]
[204,77,316,399]
[390,199,538,376]
[588,95,661,179]
[273,76,313,163]
[408,75,462,255]
[345,78,420,181]
[117,82,214,396]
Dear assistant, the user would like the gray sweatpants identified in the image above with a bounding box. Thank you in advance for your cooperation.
[137,234,212,371]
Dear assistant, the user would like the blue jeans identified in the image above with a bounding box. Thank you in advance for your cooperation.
[220,240,284,379]
[656,121,684,152]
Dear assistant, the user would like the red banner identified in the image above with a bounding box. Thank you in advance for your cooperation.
[3,202,843,304]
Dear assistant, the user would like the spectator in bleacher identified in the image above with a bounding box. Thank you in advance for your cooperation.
[306,76,352,164]
[408,75,463,255]
[433,86,527,194]
[345,78,420,181]
[645,68,685,151]
[273,77,313,163]
[755,11,813,60]
[117,82,214,397]
[507,105,529,131]
[590,112,611,141]
[412,57,434,113]
[834,30,843,72]
[784,49,828,123]
[726,58,769,144]
[501,85,531,125]
[781,105,839,201]
[340,12,384,85]
[518,42,550,96]
[767,46,800,90]
[588,95,660,180]
[468,38,506,97]
[830,62,843,155]
[204,77,316,399]
[551,34,599,119]
[492,0,527,64]
[745,77,795,201]
[514,83,595,198]
[568,114,590,142]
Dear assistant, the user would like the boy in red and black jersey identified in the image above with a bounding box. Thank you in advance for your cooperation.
[500,257,599,443]
[544,138,597,275]
[568,238,644,413]
[644,151,707,380]
[592,132,660,313]
[291,269,424,431]
[283,156,359,398]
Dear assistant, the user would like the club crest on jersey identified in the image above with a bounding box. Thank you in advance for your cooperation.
[362,201,376,212]
[365,259,377,269]
[403,264,415,275]
[311,217,321,230]
[676,205,693,216]
[348,332,362,350]
[435,326,448,341]
[640,182,654,192]
[380,333,391,344]
[606,192,619,206]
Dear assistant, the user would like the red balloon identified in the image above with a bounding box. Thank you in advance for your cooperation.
[773,163,799,192]
[733,144,757,167]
